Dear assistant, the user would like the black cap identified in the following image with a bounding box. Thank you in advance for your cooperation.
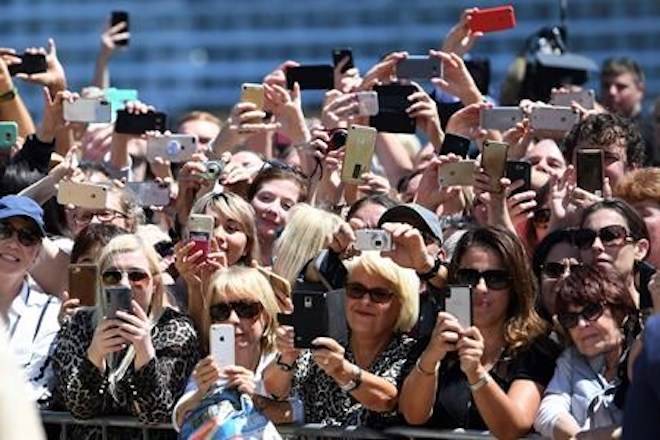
[378,203,443,243]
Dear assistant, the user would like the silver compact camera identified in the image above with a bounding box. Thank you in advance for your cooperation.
[354,229,394,251]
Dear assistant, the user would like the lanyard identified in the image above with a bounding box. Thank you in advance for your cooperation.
[8,282,30,339]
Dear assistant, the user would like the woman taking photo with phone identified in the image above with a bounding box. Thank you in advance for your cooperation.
[399,226,558,438]
[52,234,199,440]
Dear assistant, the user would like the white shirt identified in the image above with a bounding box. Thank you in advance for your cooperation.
[6,277,61,403]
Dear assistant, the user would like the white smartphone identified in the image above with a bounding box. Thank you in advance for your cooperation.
[146,134,198,163]
[445,285,473,329]
[57,181,109,210]
[63,98,113,123]
[479,107,524,131]
[550,89,595,110]
[187,214,214,259]
[356,91,379,116]
[530,106,580,132]
[354,229,394,251]
[210,323,235,367]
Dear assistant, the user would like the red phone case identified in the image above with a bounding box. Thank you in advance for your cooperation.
[469,5,516,33]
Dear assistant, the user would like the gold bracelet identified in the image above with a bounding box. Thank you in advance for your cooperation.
[415,357,439,376]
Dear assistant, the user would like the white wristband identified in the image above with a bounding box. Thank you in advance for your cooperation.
[469,371,492,392]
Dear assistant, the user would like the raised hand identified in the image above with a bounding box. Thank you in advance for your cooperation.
[441,8,484,56]
[16,39,67,94]
[429,50,482,105]
[264,82,309,144]
[407,84,444,149]
[100,20,130,58]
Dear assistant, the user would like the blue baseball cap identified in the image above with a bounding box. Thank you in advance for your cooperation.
[0,195,46,236]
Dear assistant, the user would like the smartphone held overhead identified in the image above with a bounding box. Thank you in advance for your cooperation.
[468,5,516,33]
[340,124,377,184]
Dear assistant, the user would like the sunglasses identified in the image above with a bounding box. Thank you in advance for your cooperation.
[0,221,42,247]
[209,301,263,322]
[541,261,583,279]
[574,225,632,250]
[102,268,151,285]
[259,159,309,179]
[345,282,394,304]
[557,302,605,329]
[455,268,512,290]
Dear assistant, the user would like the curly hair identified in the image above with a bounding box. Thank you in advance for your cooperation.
[614,167,660,204]
[562,113,646,168]
[448,226,547,352]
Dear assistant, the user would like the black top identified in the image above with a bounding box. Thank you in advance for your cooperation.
[400,335,560,431]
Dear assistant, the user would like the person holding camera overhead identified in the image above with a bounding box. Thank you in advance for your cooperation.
[52,234,198,440]
[399,226,559,438]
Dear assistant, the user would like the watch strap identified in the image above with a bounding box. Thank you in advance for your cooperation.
[417,257,442,281]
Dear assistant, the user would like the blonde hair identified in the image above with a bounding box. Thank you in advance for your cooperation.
[201,266,281,355]
[345,252,420,333]
[190,191,259,264]
[272,204,343,286]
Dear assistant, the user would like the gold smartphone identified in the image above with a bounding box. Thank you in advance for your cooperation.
[57,181,109,210]
[437,160,477,187]
[340,124,377,184]
[241,83,265,110]
[68,263,99,307]
[481,141,509,192]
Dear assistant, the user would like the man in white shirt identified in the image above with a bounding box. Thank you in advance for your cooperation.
[0,195,61,405]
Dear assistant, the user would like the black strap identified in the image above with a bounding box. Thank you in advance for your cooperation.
[32,295,53,343]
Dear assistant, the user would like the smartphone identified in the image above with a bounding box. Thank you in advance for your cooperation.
[0,122,17,150]
[187,214,214,259]
[445,285,473,329]
[105,286,133,319]
[481,140,509,192]
[110,11,130,46]
[439,133,471,158]
[637,261,657,310]
[505,161,531,195]
[576,149,604,196]
[468,5,516,33]
[57,181,109,210]
[332,48,354,73]
[286,65,334,90]
[437,160,477,187]
[354,229,394,251]
[279,290,347,349]
[146,134,198,163]
[210,323,235,367]
[68,263,99,307]
[341,124,377,184]
[63,98,113,123]
[8,53,48,76]
[550,89,595,110]
[241,83,265,110]
[370,83,416,134]
[356,91,379,117]
[105,87,139,115]
[114,110,167,135]
[530,106,579,132]
[480,107,524,131]
[126,182,170,207]
[397,55,442,80]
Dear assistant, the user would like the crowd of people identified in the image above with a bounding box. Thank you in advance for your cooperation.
[1,6,659,440]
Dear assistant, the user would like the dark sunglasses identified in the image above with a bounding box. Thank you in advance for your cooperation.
[541,261,583,279]
[259,159,309,179]
[574,225,631,250]
[209,301,263,322]
[455,268,512,290]
[557,302,605,329]
[532,208,551,225]
[102,269,151,285]
[345,282,394,304]
[0,221,42,246]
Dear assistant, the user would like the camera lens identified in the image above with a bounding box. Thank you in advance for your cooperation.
[329,130,348,150]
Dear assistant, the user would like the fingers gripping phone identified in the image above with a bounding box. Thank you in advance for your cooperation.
[445,285,473,329]
[354,229,394,252]
[68,264,99,307]
[187,214,214,259]
[111,11,130,46]
[63,98,113,123]
[0,122,17,150]
[505,160,531,196]
[370,83,417,134]
[332,48,354,73]
[468,5,516,33]
[340,124,377,184]
[397,55,442,80]
[105,286,133,319]
[8,53,48,76]
[481,140,509,192]
[210,324,235,367]
[576,149,604,196]
[241,83,265,110]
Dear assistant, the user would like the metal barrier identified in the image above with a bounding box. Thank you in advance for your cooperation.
[41,410,499,439]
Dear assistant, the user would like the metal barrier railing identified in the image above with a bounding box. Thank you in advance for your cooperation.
[41,410,500,439]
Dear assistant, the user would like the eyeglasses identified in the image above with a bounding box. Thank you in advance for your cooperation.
[0,221,42,247]
[557,303,605,329]
[455,268,512,290]
[574,225,632,250]
[345,282,395,304]
[101,268,151,285]
[541,261,583,279]
[209,301,263,322]
[532,208,551,225]
[74,210,126,225]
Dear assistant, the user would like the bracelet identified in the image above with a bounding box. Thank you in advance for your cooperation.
[469,371,492,392]
[415,357,439,376]
[0,87,17,103]
[416,257,442,282]
[275,353,295,372]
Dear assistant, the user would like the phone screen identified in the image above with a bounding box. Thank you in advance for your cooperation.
[576,150,603,195]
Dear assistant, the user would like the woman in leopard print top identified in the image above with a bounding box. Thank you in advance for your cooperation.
[52,234,198,440]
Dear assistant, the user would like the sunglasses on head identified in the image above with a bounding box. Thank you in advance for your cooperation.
[574,225,631,250]
[541,261,583,279]
[102,268,151,285]
[259,159,309,179]
[455,268,512,290]
[345,282,394,304]
[209,301,263,322]
[557,302,605,329]
[0,220,42,247]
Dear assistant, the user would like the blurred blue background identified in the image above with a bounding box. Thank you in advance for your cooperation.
[1,0,658,124]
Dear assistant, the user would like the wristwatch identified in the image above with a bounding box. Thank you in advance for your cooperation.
[338,364,362,392]
[417,257,443,282]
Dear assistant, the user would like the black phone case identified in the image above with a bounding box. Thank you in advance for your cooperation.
[332,48,354,73]
[505,161,531,195]
[115,110,167,134]
[105,287,133,319]
[286,65,334,90]
[111,11,130,46]
[9,53,48,76]
[370,84,416,134]
[439,133,470,157]
[576,151,603,194]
